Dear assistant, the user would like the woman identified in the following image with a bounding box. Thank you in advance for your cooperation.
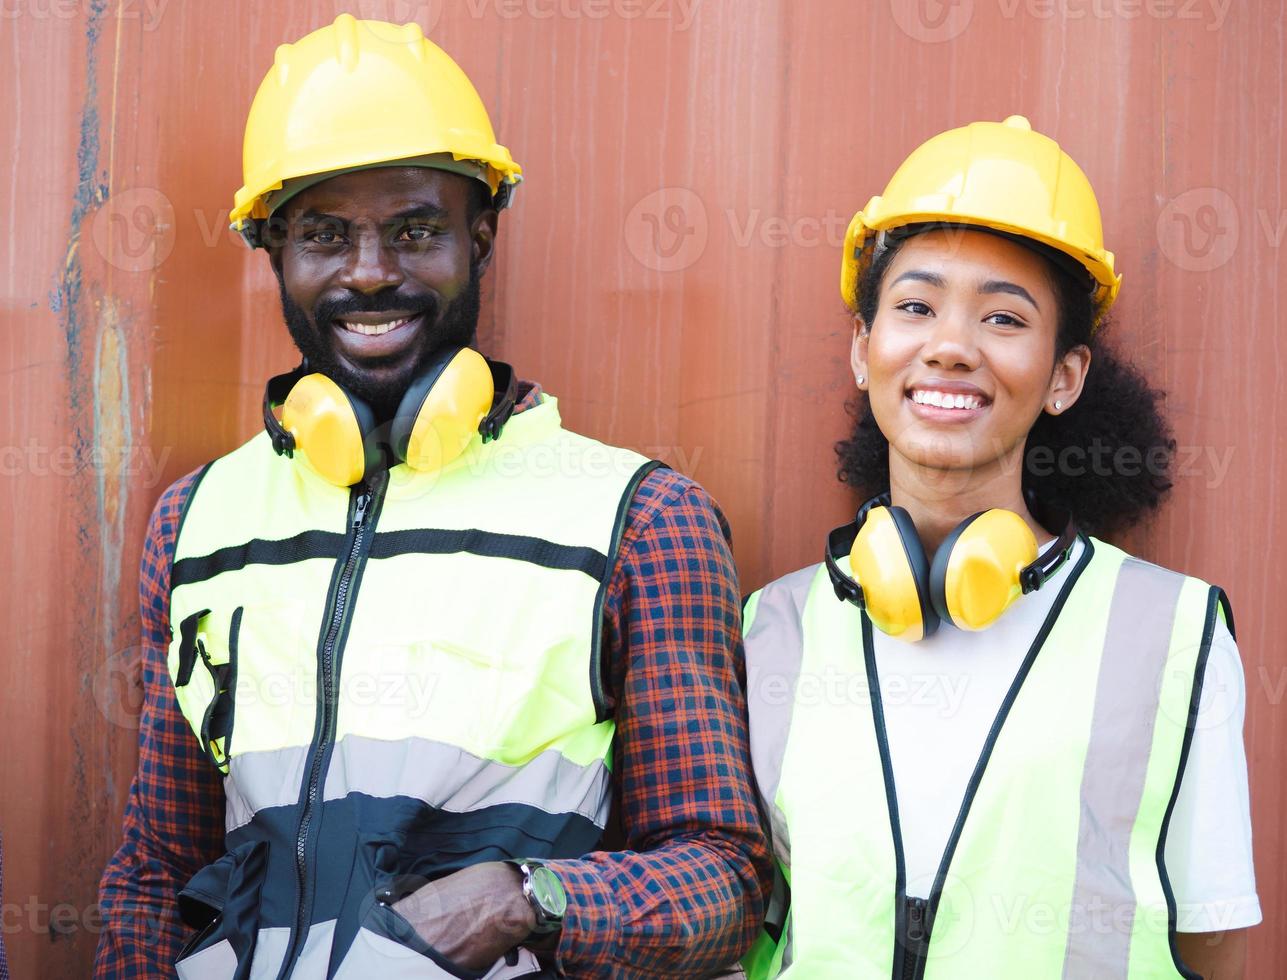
[742,116,1259,979]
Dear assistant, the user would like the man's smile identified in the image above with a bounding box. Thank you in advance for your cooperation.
[329,310,427,360]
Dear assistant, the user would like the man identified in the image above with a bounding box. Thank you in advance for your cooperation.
[95,15,770,978]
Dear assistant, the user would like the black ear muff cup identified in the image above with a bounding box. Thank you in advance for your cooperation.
[888,505,939,640]
[929,512,983,628]
[340,386,383,480]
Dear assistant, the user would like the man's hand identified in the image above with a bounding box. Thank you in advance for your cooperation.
[390,861,537,971]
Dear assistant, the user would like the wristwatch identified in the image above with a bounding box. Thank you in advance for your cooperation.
[514,860,567,935]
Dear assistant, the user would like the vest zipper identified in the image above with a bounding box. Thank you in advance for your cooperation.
[860,539,1095,980]
[277,472,386,979]
[900,896,929,980]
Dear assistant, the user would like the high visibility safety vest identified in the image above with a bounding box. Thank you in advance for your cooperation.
[741,538,1231,980]
[166,396,656,980]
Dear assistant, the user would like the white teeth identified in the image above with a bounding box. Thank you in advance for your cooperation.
[339,316,412,336]
[911,389,984,410]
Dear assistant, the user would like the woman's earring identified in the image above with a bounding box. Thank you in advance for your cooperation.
[856,375,865,385]
[1053,400,1063,411]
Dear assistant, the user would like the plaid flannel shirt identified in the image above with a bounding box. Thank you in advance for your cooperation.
[94,384,771,978]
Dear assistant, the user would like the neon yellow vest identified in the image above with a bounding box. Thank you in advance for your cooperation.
[743,538,1228,980]
[166,395,655,979]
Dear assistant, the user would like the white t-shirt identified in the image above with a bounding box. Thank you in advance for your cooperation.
[874,539,1262,933]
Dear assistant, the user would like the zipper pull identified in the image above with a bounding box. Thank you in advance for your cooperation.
[352,488,371,529]
[907,897,927,943]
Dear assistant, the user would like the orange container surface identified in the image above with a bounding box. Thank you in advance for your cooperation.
[1,2,1282,976]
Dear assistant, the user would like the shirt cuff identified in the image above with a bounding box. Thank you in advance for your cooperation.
[1175,894,1263,933]
[543,858,620,975]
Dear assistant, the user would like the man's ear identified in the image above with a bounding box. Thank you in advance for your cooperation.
[850,320,870,391]
[471,209,499,276]
[267,238,284,278]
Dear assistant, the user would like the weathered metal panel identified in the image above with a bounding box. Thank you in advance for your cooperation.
[1,2,1280,976]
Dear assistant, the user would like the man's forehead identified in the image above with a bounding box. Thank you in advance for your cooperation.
[286,166,470,218]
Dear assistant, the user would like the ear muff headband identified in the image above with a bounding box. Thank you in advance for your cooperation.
[826,494,1079,641]
[262,354,518,487]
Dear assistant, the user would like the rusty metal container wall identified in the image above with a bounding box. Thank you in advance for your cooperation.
[1,1,1281,976]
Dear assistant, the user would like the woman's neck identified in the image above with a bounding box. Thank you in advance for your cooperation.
[888,450,1047,553]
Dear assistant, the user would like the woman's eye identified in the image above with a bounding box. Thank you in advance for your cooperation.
[895,299,933,316]
[985,311,1027,327]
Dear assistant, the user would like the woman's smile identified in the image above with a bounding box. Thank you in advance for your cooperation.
[905,379,991,423]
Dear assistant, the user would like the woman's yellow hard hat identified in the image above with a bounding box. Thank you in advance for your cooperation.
[229,15,522,236]
[840,115,1120,319]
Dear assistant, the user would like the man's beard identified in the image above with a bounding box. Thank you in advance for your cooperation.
[278,269,483,421]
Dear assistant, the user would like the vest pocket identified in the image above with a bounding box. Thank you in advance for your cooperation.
[173,606,242,775]
[175,839,268,979]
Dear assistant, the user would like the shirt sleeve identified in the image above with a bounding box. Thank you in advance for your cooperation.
[94,471,228,979]
[544,467,773,977]
[1164,617,1262,933]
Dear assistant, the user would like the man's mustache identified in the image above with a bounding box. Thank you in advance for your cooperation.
[313,290,440,326]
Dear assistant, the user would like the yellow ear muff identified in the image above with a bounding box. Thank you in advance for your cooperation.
[399,347,495,473]
[849,506,934,642]
[280,373,378,487]
[931,509,1039,631]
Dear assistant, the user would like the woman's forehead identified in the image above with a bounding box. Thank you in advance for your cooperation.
[887,227,1052,285]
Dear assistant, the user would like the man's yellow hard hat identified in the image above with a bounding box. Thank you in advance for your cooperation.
[840,115,1120,319]
[229,15,522,237]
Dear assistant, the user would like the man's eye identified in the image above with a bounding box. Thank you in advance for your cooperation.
[399,224,439,242]
[308,230,343,245]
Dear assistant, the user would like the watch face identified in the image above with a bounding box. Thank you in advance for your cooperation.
[530,866,568,919]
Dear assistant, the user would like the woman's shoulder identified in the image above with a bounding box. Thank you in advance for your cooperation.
[745,563,826,623]
[1084,535,1224,591]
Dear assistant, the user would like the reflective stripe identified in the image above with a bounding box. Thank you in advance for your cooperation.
[1061,558,1185,979]
[290,919,335,978]
[334,929,544,979]
[248,927,290,980]
[224,747,308,833]
[175,938,237,980]
[744,564,817,867]
[225,736,610,833]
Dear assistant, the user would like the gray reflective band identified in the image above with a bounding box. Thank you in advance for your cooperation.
[743,564,817,868]
[334,929,542,979]
[247,927,289,979]
[225,748,308,832]
[225,736,610,833]
[175,938,236,980]
[1061,558,1186,979]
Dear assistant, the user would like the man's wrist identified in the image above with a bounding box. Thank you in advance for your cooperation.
[509,860,567,938]
[501,862,539,940]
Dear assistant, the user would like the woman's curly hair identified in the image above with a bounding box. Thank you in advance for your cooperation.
[836,232,1175,538]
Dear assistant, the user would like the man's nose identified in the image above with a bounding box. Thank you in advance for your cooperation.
[338,227,403,295]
